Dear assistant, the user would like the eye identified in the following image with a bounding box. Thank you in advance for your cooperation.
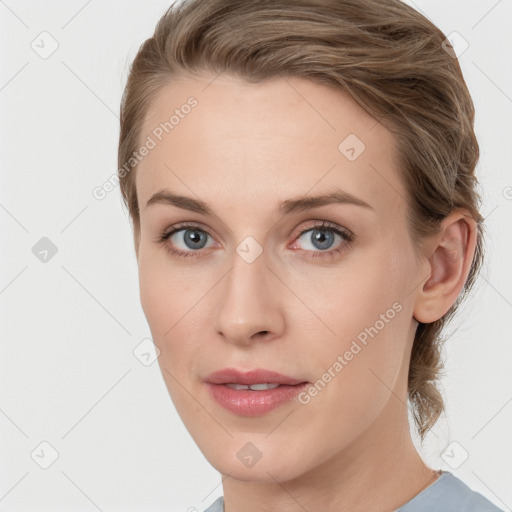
[289,221,354,259]
[155,220,354,260]
[155,223,217,259]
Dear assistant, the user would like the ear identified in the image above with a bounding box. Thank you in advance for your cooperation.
[413,209,478,324]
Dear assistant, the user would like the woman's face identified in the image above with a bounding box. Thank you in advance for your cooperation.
[135,74,424,481]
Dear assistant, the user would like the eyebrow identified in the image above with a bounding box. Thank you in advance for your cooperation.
[145,188,374,215]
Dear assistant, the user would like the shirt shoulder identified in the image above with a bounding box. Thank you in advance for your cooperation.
[396,471,505,512]
[201,496,223,512]
[200,472,506,512]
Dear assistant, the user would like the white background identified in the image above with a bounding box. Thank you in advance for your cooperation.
[0,1,511,511]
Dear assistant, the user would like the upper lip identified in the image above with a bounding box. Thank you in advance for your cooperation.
[205,368,307,386]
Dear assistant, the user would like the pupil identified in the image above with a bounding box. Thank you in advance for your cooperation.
[185,230,207,249]
[312,229,333,250]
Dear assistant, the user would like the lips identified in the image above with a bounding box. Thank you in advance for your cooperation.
[204,367,307,386]
[204,368,310,416]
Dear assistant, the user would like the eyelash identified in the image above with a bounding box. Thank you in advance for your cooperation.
[154,221,354,261]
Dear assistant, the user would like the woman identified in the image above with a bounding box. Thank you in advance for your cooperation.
[117,0,504,510]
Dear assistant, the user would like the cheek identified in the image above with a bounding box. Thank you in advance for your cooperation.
[138,254,196,407]
[303,243,409,340]
[289,281,409,461]
[137,241,197,338]
[296,241,412,410]
[137,244,211,374]
[138,250,170,339]
[138,254,194,382]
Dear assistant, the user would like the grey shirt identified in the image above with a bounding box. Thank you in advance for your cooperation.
[201,471,505,512]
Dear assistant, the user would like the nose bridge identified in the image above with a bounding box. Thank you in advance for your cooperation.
[214,242,283,345]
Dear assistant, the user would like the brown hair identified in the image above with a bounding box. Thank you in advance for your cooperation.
[118,0,485,441]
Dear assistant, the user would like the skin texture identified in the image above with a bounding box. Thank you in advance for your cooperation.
[134,73,477,512]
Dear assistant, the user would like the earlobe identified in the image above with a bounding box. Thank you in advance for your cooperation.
[413,210,477,324]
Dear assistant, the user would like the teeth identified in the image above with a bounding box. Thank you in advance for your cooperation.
[249,383,280,390]
[226,383,281,390]
[226,383,250,390]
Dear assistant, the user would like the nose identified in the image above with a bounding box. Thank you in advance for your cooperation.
[214,247,285,347]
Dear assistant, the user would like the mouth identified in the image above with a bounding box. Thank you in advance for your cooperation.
[204,367,310,416]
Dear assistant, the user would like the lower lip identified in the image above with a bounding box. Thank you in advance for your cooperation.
[205,382,310,416]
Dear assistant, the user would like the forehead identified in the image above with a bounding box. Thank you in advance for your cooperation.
[135,74,406,218]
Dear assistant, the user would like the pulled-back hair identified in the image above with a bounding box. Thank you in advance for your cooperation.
[118,0,485,441]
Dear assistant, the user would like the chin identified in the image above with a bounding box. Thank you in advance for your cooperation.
[201,439,309,483]
[215,460,303,483]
